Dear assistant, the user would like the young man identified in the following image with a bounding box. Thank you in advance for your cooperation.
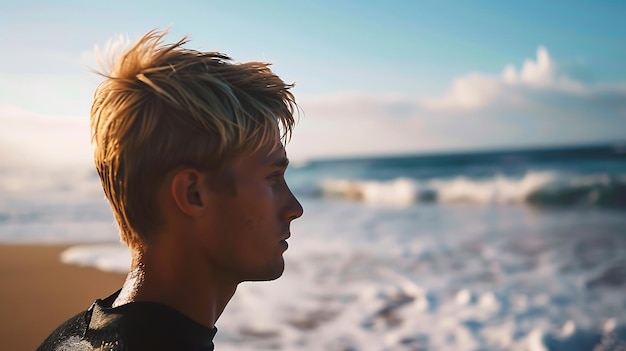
[37,29,304,351]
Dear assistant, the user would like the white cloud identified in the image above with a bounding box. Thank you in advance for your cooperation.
[289,47,626,160]
[418,46,614,112]
[0,104,92,169]
[287,93,442,161]
[512,46,554,86]
[420,73,502,111]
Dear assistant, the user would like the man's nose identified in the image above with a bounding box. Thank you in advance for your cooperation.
[285,188,304,221]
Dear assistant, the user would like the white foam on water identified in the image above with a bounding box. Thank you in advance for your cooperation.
[61,244,130,273]
[0,194,117,244]
[317,171,626,207]
[320,171,558,205]
[431,171,556,204]
[321,178,417,206]
[49,198,626,350]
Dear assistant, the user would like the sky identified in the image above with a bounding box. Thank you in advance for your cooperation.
[1,0,625,162]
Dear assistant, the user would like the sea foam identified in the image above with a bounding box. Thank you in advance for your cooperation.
[318,172,626,207]
[53,198,626,351]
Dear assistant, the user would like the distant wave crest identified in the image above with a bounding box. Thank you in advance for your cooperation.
[315,172,626,207]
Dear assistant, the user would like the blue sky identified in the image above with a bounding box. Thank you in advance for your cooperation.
[1,0,625,161]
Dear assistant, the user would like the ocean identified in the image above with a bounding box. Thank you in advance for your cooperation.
[1,143,625,350]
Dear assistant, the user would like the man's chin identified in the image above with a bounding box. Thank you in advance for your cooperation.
[244,262,285,282]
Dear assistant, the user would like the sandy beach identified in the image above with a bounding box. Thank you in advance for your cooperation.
[0,244,125,351]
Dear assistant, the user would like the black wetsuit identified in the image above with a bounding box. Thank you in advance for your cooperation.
[37,290,217,351]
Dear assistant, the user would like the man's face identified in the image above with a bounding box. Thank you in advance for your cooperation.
[201,143,303,283]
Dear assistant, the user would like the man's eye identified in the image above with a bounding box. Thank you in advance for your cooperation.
[268,171,283,183]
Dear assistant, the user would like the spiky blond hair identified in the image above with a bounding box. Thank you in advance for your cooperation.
[91,29,298,249]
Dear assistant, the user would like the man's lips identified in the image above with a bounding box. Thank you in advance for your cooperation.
[279,237,289,251]
[280,230,291,241]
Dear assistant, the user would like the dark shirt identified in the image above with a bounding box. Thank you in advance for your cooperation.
[37,290,217,351]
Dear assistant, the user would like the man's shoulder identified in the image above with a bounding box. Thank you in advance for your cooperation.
[36,293,216,351]
[36,305,178,351]
[36,304,168,351]
[36,309,92,351]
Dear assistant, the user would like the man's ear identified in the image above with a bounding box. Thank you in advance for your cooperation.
[171,169,210,216]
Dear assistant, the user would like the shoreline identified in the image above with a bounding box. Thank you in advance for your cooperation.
[0,244,125,350]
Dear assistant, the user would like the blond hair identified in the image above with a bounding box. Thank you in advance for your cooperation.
[91,29,298,249]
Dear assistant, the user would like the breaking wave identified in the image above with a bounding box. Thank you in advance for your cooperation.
[315,172,626,207]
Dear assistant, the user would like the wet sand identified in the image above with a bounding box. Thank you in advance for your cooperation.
[0,244,125,350]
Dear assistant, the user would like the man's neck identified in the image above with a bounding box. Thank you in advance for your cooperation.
[113,247,237,329]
